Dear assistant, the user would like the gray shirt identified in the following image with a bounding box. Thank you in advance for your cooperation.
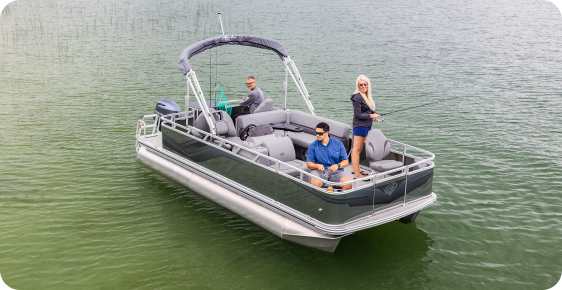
[239,87,264,114]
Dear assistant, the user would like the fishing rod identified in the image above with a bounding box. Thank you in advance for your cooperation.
[376,96,461,122]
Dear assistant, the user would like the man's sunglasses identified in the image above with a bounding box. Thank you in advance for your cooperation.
[246,81,255,85]
[315,131,326,136]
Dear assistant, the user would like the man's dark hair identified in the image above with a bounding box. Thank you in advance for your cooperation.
[247,76,255,81]
[316,122,330,132]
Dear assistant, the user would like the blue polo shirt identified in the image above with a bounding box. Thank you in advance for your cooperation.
[306,137,348,171]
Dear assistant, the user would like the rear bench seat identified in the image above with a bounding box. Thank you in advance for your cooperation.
[236,109,351,153]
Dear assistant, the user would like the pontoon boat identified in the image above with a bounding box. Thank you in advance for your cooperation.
[135,35,437,252]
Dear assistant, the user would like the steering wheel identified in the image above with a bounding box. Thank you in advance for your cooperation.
[239,124,256,141]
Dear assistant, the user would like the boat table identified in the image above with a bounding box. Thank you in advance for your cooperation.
[270,122,303,132]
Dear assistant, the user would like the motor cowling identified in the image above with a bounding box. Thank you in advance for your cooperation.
[154,99,181,120]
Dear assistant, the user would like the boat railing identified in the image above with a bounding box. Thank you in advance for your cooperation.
[137,113,435,195]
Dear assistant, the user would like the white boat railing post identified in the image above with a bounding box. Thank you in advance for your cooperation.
[372,173,377,214]
[185,78,190,119]
[156,117,161,134]
[403,165,409,206]
[275,161,280,201]
[401,145,407,175]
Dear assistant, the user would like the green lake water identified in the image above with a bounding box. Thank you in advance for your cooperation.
[1,0,561,289]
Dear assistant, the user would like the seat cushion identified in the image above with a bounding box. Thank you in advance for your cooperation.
[236,110,287,136]
[286,131,317,148]
[289,110,351,139]
[365,129,391,161]
[261,136,296,164]
[369,160,403,172]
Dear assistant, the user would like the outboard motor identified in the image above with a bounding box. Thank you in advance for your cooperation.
[154,99,182,120]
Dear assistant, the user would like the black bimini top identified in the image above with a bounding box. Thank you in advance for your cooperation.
[177,35,289,75]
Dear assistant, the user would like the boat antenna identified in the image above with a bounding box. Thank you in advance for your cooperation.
[218,12,225,36]
[216,13,220,91]
[377,96,461,122]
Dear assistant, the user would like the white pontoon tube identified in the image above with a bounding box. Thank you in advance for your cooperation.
[137,146,342,252]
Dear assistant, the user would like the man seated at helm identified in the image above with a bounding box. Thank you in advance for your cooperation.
[306,122,352,190]
[232,76,264,121]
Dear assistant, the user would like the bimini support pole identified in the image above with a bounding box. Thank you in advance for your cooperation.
[283,67,288,110]
[185,78,190,118]
[282,56,315,115]
[186,69,217,135]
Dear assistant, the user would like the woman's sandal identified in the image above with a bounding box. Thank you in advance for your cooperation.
[352,171,369,177]
[353,171,372,180]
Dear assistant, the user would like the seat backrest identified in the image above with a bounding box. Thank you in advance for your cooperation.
[289,110,350,139]
[364,129,391,161]
[262,137,296,165]
[253,98,274,114]
[192,108,230,137]
[216,110,237,137]
[236,110,287,136]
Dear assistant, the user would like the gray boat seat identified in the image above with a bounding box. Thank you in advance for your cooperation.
[235,109,352,152]
[289,110,351,141]
[192,109,243,150]
[365,129,403,172]
[286,131,317,148]
[286,110,351,153]
[253,98,274,114]
[213,111,244,150]
[261,137,310,177]
[236,110,287,136]
[192,108,219,138]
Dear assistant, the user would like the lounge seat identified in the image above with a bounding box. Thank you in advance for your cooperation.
[236,109,352,152]
[286,131,317,148]
[236,110,288,136]
[365,129,403,172]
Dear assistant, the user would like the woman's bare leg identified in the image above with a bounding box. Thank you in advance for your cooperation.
[352,135,367,179]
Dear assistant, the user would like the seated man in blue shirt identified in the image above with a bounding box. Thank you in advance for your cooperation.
[306,122,352,190]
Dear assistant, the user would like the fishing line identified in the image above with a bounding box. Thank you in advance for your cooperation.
[377,96,461,122]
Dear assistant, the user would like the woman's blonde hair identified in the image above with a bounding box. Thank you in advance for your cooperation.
[355,75,375,111]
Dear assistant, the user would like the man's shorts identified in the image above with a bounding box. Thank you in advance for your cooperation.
[310,169,346,183]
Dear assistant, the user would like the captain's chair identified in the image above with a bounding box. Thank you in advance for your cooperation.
[365,129,404,172]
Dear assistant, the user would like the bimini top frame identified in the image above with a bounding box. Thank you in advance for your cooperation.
[177,35,315,135]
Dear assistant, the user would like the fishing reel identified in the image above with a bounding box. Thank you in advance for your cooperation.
[376,116,385,123]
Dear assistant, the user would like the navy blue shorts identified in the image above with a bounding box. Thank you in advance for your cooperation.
[353,126,371,137]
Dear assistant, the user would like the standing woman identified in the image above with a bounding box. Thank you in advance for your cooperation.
[351,75,380,179]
